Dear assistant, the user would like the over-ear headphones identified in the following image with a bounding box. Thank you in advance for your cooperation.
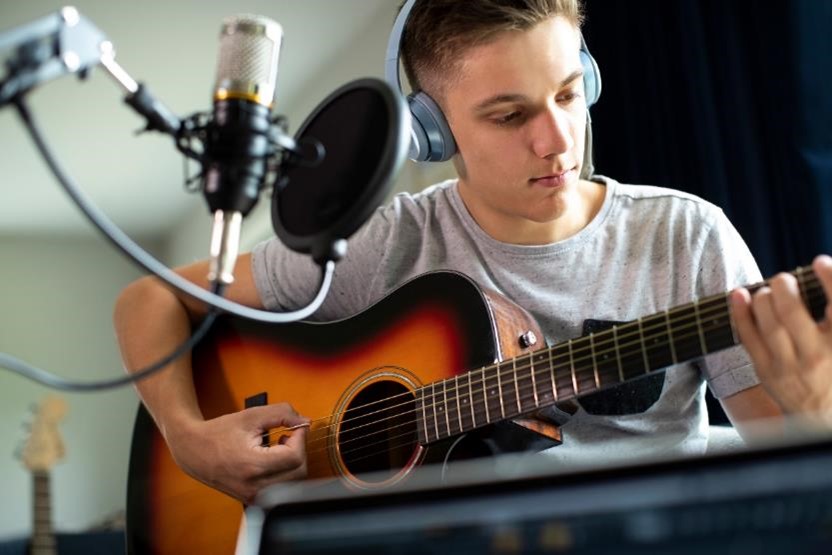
[384,0,602,163]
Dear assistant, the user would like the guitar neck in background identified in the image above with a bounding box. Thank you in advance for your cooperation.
[30,470,55,555]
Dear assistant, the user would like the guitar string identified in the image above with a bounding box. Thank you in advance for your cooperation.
[263,280,825,454]
[264,277,824,451]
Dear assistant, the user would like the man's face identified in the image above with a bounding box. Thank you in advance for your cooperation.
[441,16,588,237]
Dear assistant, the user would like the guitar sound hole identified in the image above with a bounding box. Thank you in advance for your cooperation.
[338,380,418,480]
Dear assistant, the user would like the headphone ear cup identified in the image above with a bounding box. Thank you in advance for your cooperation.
[580,49,602,108]
[407,91,457,162]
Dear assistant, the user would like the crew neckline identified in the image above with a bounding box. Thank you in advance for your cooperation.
[446,175,617,257]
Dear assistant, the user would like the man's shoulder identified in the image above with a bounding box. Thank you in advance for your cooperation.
[392,178,457,204]
[599,176,722,218]
[378,178,458,219]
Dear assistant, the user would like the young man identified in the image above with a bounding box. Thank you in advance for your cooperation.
[114,0,822,504]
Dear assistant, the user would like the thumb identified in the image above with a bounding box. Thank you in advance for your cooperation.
[244,403,309,430]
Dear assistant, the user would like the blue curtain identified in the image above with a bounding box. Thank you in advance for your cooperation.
[584,0,832,277]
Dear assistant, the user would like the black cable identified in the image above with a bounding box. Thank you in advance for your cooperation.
[0,283,225,392]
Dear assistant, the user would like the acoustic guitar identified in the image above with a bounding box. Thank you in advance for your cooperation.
[19,396,68,555]
[126,268,826,554]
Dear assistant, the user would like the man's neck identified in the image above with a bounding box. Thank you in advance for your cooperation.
[457,179,606,245]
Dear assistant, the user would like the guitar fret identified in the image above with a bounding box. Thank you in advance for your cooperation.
[496,363,506,418]
[548,346,558,402]
[613,321,644,381]
[454,375,463,434]
[665,312,678,364]
[442,380,451,439]
[469,372,477,429]
[693,301,709,355]
[498,362,514,418]
[530,353,539,408]
[513,358,522,414]
[637,317,650,373]
[702,296,735,353]
[553,344,574,399]
[643,314,674,372]
[568,340,579,395]
[671,305,706,363]
[594,330,621,389]
[574,337,598,394]
[482,367,492,424]
[431,382,440,441]
[590,333,600,389]
[613,325,624,383]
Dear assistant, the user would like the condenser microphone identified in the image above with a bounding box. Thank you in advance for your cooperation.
[204,14,283,285]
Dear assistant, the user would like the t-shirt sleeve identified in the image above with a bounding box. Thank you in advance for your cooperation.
[694,207,764,399]
[250,200,407,321]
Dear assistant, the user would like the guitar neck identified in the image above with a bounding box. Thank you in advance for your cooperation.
[31,470,56,555]
[417,265,826,445]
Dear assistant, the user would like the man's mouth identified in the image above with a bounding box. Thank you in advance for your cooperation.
[530,168,575,187]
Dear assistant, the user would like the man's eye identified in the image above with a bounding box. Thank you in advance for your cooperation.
[557,91,582,103]
[493,111,523,125]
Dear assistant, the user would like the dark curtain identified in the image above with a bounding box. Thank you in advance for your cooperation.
[584,0,832,278]
[582,0,832,424]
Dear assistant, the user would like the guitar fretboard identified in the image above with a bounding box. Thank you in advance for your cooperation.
[31,470,55,555]
[415,265,826,445]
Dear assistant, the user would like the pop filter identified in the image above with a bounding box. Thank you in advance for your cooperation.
[272,77,409,263]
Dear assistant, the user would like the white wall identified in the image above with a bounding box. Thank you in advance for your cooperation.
[0,235,160,537]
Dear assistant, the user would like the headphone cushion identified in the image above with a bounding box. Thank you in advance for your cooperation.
[581,49,602,108]
[408,91,457,162]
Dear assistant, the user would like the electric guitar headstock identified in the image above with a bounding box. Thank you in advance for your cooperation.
[19,395,68,473]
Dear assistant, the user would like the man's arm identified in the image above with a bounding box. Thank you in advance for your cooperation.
[113,252,308,503]
[730,254,832,427]
[719,384,784,442]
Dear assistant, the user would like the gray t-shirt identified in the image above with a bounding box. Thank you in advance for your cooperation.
[252,176,762,464]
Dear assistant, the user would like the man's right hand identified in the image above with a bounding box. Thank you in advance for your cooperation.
[114,254,312,503]
[164,402,309,504]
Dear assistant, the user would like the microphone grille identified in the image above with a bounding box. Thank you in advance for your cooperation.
[214,14,283,107]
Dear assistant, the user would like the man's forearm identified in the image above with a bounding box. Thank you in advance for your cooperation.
[113,275,205,439]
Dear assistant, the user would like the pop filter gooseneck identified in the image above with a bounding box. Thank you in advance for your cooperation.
[272,78,410,264]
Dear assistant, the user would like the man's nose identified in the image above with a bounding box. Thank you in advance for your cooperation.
[530,104,574,159]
